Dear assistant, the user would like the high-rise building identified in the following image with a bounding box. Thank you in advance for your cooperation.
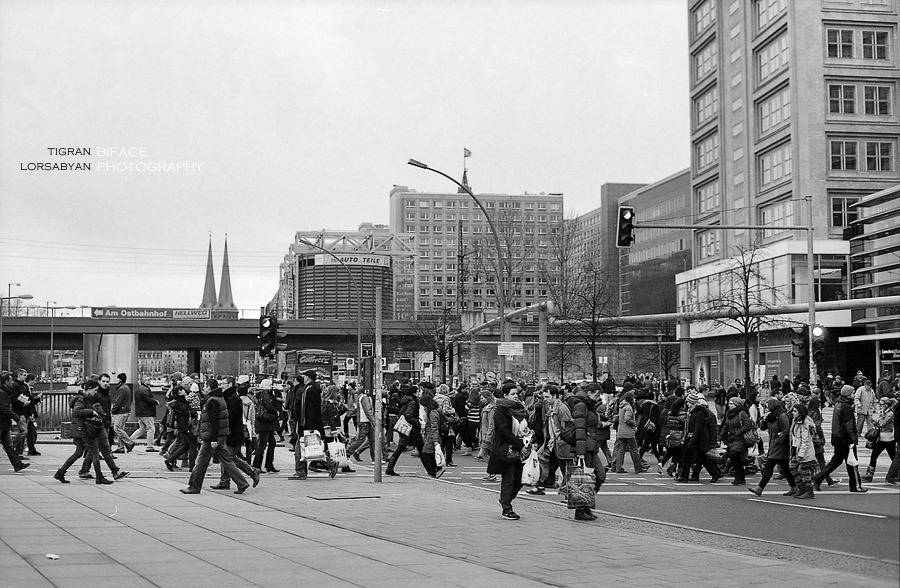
[677,0,899,385]
[389,185,564,319]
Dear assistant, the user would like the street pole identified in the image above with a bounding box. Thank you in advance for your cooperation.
[1,284,24,371]
[805,196,817,384]
[373,286,383,483]
[408,159,508,380]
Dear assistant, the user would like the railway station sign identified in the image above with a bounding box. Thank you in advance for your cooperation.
[91,307,211,320]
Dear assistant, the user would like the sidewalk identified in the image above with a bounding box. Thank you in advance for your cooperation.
[2,445,896,588]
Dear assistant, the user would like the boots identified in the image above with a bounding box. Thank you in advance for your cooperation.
[793,482,814,499]
[748,486,763,496]
[861,466,875,483]
[54,470,70,484]
[782,485,797,496]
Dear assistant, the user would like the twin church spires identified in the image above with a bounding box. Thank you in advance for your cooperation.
[200,237,238,319]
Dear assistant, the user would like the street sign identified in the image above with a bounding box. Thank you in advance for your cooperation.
[91,307,211,320]
[497,342,523,356]
[361,343,374,358]
[380,357,387,369]
[345,357,356,370]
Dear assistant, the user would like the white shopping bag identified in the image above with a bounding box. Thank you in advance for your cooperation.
[327,440,350,468]
[435,443,446,468]
[302,430,326,461]
[522,449,542,486]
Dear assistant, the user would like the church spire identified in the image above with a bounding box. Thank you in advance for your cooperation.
[200,237,218,309]
[215,236,237,311]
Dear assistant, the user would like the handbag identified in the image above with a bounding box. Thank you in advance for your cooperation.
[666,429,683,449]
[83,418,103,438]
[522,448,542,486]
[565,457,596,510]
[864,426,880,443]
[742,427,759,446]
[394,415,413,437]
[435,443,446,468]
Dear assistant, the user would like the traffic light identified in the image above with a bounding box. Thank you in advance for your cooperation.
[258,313,287,357]
[790,326,808,363]
[616,206,636,248]
[811,324,826,365]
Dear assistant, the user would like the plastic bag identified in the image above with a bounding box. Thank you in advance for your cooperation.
[847,448,859,467]
[301,430,326,461]
[565,457,596,510]
[522,448,542,486]
[327,440,349,468]
[435,443,446,468]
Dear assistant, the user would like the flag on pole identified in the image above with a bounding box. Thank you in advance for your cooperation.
[464,148,472,158]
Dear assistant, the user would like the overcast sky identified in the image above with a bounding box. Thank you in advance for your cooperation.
[0,0,689,314]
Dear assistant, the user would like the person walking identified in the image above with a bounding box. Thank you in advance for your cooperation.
[1,374,29,472]
[162,385,196,471]
[210,377,260,490]
[180,379,250,494]
[488,383,528,520]
[720,397,752,485]
[129,375,159,451]
[749,398,797,496]
[384,386,423,476]
[111,373,135,453]
[290,371,337,480]
[613,391,645,474]
[813,384,867,493]
[566,386,604,521]
[855,379,877,442]
[862,397,895,483]
[789,403,818,499]
[252,379,280,474]
[418,390,444,478]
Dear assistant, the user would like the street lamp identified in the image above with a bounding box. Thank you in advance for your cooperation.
[47,303,76,394]
[0,292,34,372]
[656,332,664,382]
[296,238,362,373]
[408,158,509,379]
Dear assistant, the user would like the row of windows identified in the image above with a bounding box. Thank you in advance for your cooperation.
[404,213,560,223]
[404,199,560,211]
[628,239,688,265]
[830,140,894,172]
[759,33,789,83]
[759,142,792,188]
[828,83,893,116]
[827,28,891,61]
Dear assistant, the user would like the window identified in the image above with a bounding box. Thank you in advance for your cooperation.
[866,141,893,171]
[697,180,721,214]
[756,0,786,31]
[827,29,853,59]
[759,86,791,134]
[760,143,792,187]
[693,0,716,36]
[405,212,416,220]
[405,200,416,209]
[828,84,855,114]
[433,213,442,220]
[698,230,721,260]
[419,213,429,220]
[446,201,456,209]
[864,85,891,115]
[697,133,720,169]
[433,201,443,208]
[830,140,858,170]
[696,87,719,126]
[695,42,717,80]
[831,195,860,228]
[862,30,889,60]
[760,199,796,238]
[758,34,789,82]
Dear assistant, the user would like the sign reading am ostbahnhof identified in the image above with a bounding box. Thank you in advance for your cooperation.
[91,308,211,320]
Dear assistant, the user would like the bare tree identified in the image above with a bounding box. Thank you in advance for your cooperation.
[694,240,793,386]
[405,306,460,383]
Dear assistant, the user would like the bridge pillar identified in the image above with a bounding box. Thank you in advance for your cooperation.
[187,349,201,376]
[83,334,139,386]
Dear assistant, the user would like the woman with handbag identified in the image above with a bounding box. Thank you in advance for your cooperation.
[251,379,280,473]
[719,397,753,485]
[660,397,686,477]
[749,398,797,496]
[862,397,895,482]
[789,403,818,498]
[384,386,424,476]
[418,390,444,478]
[488,383,528,520]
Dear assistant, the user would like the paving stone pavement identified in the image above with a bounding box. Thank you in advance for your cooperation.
[2,452,897,588]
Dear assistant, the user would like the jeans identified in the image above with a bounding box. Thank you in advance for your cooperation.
[189,439,247,491]
[497,460,524,513]
[612,436,642,472]
[60,436,102,477]
[167,431,199,469]
[80,427,118,475]
[1,427,24,467]
[726,448,745,483]
[855,413,874,440]
[679,449,721,480]
[886,440,900,483]
[252,430,277,470]
[11,415,27,452]
[386,431,423,472]
[347,422,386,462]
[129,416,156,446]
[220,444,257,485]
[758,457,795,490]
[112,413,134,449]
[815,442,863,490]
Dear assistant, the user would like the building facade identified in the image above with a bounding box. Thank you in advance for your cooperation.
[677,0,899,385]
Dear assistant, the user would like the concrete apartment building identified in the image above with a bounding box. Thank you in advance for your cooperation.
[676,0,899,386]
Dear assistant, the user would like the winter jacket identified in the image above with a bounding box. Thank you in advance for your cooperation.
[480,403,496,445]
[765,406,790,460]
[7,379,32,417]
[790,416,817,463]
[67,392,97,440]
[421,407,441,452]
[684,405,708,452]
[223,387,245,447]
[242,395,257,439]
[855,385,876,416]
[486,398,526,475]
[720,406,753,453]
[636,399,661,443]
[397,394,421,432]
[295,382,325,439]
[254,388,280,432]
[111,382,132,415]
[876,404,895,442]
[0,388,18,431]
[566,392,599,455]
[171,396,192,434]
[133,383,158,418]
[831,396,858,446]
[199,388,229,441]
[616,402,637,439]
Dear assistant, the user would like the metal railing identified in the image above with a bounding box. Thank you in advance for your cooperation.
[35,390,78,431]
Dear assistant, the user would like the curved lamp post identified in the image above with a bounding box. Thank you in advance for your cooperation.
[0,292,33,372]
[296,238,363,372]
[408,158,509,378]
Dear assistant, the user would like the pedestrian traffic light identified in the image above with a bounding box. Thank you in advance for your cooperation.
[258,313,286,357]
[790,326,808,362]
[811,324,826,365]
[616,206,636,248]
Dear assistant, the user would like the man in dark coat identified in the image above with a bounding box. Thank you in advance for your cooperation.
[813,384,867,493]
[291,370,337,479]
[181,379,249,494]
[111,372,135,452]
[487,384,527,520]
[210,376,259,491]
[1,377,29,472]
[129,375,159,451]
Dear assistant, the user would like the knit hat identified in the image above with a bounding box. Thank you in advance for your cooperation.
[793,403,808,420]
[728,397,742,409]
[623,382,635,393]
[189,382,200,393]
[767,397,782,413]
[685,389,700,411]
[840,384,854,397]
[796,386,810,396]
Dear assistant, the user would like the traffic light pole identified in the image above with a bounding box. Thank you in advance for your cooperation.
[635,205,818,380]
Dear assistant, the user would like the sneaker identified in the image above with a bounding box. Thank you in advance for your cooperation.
[445,462,458,467]
[78,472,94,480]
[434,468,445,479]
[827,478,842,487]
[885,480,899,486]
[501,511,520,520]
[461,451,472,457]
[473,455,485,461]
[482,475,499,483]
[27,450,41,456]
[113,471,130,480]
[525,487,545,495]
